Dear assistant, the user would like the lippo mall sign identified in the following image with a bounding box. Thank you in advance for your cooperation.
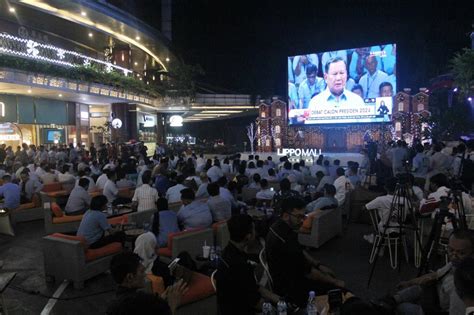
[276,148,322,157]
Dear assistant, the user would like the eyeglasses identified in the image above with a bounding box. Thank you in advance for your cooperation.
[286,212,307,221]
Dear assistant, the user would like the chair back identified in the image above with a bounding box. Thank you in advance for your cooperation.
[268,182,280,192]
[255,198,273,208]
[258,248,273,291]
[169,202,182,213]
[212,220,230,248]
[368,208,381,235]
[210,269,217,292]
[241,187,258,203]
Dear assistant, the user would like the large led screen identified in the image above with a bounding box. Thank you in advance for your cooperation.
[288,44,396,125]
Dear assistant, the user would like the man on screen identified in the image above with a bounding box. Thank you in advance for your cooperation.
[308,57,365,111]
[359,55,388,98]
[379,82,394,97]
[298,64,326,109]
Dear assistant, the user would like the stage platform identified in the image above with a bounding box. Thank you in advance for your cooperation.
[239,151,364,167]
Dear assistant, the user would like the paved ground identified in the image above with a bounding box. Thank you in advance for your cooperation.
[0,219,424,314]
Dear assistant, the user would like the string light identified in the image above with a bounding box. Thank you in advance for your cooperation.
[0,33,132,75]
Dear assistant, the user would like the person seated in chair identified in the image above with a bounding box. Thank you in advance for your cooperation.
[177,188,212,229]
[104,170,132,206]
[206,182,231,222]
[256,179,275,201]
[266,197,345,308]
[77,195,126,249]
[305,184,338,214]
[272,178,301,214]
[454,257,474,315]
[107,252,187,315]
[363,177,408,244]
[0,174,20,210]
[375,229,474,315]
[19,169,42,203]
[64,178,91,216]
[216,214,280,315]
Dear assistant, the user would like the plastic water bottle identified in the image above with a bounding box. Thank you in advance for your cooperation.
[262,302,273,315]
[277,299,287,315]
[107,203,113,215]
[306,291,318,315]
[209,246,216,261]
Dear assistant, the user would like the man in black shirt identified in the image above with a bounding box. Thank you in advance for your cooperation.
[216,214,279,314]
[107,252,186,315]
[266,197,345,307]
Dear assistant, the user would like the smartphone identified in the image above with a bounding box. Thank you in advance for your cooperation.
[167,258,180,272]
[327,289,343,312]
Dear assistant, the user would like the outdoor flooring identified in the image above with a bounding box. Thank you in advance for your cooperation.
[0,219,428,314]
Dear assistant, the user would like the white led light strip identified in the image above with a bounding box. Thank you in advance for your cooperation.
[0,33,132,75]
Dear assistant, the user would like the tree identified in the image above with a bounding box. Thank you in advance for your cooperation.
[246,122,258,153]
[450,48,474,98]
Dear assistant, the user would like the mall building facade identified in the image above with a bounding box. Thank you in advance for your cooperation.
[0,0,187,152]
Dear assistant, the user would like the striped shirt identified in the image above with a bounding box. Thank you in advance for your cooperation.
[132,184,158,211]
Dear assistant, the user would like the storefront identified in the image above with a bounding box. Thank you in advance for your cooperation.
[0,93,75,147]
[136,107,158,155]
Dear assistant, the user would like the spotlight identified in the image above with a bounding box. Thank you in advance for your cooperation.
[134,62,138,66]
[88,33,93,37]
[81,11,87,16]
[58,94,63,97]
[166,57,170,62]
[135,36,140,40]
[27,89,32,93]
[9,7,15,13]
[468,97,473,102]
[453,87,458,92]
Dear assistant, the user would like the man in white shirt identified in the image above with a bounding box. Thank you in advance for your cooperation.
[57,165,75,183]
[103,171,119,204]
[454,256,474,315]
[206,183,231,222]
[96,170,109,189]
[207,160,224,183]
[256,179,275,200]
[365,177,408,236]
[103,171,132,206]
[315,171,333,192]
[165,175,187,204]
[396,230,474,315]
[333,167,354,206]
[419,173,451,215]
[132,171,158,211]
[221,158,231,174]
[65,178,91,215]
[307,58,365,126]
[310,160,328,177]
[359,55,389,98]
[40,165,57,184]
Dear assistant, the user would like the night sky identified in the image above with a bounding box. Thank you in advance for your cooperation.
[118,0,474,96]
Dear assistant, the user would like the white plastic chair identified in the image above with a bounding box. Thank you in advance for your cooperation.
[258,248,273,291]
[368,208,409,269]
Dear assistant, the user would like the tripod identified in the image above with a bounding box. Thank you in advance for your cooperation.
[368,175,424,286]
[417,188,468,276]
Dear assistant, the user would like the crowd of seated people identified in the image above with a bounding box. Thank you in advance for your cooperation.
[1,139,473,314]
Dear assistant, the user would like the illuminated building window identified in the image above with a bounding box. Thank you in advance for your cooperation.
[265,139,270,146]
[417,103,424,112]
[275,138,281,146]
[395,122,401,132]
[261,111,266,118]
[276,108,281,116]
[398,102,404,112]
[275,125,280,134]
